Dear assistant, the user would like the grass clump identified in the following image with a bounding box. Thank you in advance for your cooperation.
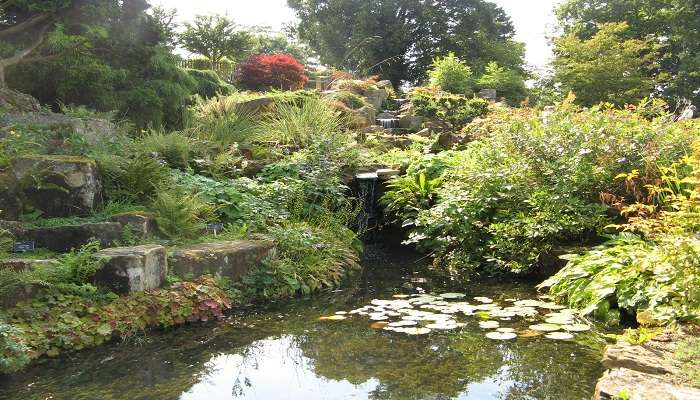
[258,97,344,147]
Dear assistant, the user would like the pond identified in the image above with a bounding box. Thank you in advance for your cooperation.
[0,245,606,400]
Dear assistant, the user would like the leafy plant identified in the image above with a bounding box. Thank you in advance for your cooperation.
[428,52,474,95]
[137,130,194,170]
[151,190,217,240]
[409,87,489,129]
[236,53,308,91]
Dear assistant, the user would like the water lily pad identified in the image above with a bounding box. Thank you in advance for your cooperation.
[561,324,591,332]
[440,292,466,299]
[529,323,561,332]
[369,314,388,321]
[403,327,431,335]
[545,316,574,325]
[319,315,346,321]
[514,300,541,307]
[479,321,500,329]
[486,331,517,340]
[538,302,565,310]
[518,330,542,338]
[389,320,417,327]
[426,322,459,330]
[474,296,493,303]
[335,311,348,315]
[392,294,410,299]
[496,327,515,333]
[545,332,574,340]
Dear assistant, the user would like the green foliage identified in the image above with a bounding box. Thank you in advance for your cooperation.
[240,221,360,299]
[98,154,172,205]
[151,190,217,240]
[186,69,235,99]
[136,130,194,170]
[188,95,259,147]
[179,14,253,64]
[258,97,343,147]
[1,276,232,373]
[553,22,660,107]
[477,61,527,105]
[288,0,525,85]
[556,0,700,105]
[409,87,489,129]
[383,105,697,277]
[428,53,474,95]
[327,91,370,110]
[540,144,700,325]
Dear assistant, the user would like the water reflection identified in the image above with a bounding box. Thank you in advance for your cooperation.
[0,246,605,400]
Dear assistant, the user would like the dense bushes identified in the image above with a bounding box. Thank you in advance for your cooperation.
[382,101,697,278]
[409,87,489,129]
[236,54,308,91]
[540,145,700,325]
[186,69,235,98]
[428,52,474,96]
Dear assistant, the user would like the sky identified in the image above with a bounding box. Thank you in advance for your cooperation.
[154,0,563,71]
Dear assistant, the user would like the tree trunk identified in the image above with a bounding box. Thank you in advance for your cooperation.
[0,18,53,88]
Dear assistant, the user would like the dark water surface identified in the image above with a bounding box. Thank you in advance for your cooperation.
[0,245,605,400]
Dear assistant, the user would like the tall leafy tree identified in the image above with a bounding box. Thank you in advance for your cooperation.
[556,0,700,105]
[3,0,196,128]
[179,15,253,67]
[287,0,525,85]
[553,23,659,107]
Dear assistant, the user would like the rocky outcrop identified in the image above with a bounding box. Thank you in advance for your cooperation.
[0,112,117,145]
[0,88,41,113]
[110,212,158,239]
[10,155,103,217]
[594,333,700,400]
[94,245,168,294]
[399,115,422,130]
[25,222,122,252]
[170,240,275,281]
[347,105,377,129]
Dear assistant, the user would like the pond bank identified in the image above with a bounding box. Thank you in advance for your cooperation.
[594,329,700,399]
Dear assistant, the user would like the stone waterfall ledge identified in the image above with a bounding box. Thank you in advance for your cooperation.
[594,332,700,400]
[170,240,275,281]
[94,245,167,294]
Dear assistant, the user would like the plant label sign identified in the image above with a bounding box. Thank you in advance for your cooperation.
[13,240,35,253]
[207,223,225,236]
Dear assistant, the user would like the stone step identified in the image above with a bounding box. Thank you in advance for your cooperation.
[109,212,158,238]
[93,245,167,294]
[170,240,275,281]
[24,222,122,252]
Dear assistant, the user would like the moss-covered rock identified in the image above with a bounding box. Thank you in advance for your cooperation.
[170,240,275,281]
[11,155,103,217]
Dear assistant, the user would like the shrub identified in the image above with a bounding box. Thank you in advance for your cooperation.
[186,69,236,98]
[409,87,489,129]
[189,95,259,148]
[327,91,370,110]
[427,52,474,95]
[257,97,343,147]
[477,62,527,105]
[0,320,29,373]
[540,144,700,325]
[99,154,172,204]
[236,54,308,91]
[382,103,697,278]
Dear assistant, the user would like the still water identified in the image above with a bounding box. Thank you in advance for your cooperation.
[0,246,605,400]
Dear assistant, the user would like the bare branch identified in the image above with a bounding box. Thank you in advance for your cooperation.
[0,13,49,39]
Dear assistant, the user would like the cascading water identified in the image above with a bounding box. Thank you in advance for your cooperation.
[355,172,379,241]
[377,118,401,129]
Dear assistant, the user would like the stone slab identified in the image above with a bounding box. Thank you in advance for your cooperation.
[94,245,167,294]
[170,240,275,281]
[25,222,122,252]
[109,212,158,238]
[594,368,700,400]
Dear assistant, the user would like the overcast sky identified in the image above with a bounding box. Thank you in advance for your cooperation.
[154,0,562,70]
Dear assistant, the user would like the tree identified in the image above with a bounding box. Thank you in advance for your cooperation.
[556,0,700,105]
[179,15,253,67]
[553,22,659,107]
[236,54,308,91]
[5,0,197,129]
[249,28,311,65]
[287,0,526,86]
[477,62,527,105]
[428,53,474,95]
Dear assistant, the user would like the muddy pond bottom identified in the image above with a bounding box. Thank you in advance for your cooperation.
[0,245,606,400]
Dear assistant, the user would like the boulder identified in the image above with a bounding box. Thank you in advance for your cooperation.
[0,258,56,272]
[601,341,675,375]
[170,240,275,281]
[0,258,57,308]
[399,115,422,130]
[11,155,103,217]
[348,105,377,129]
[376,80,393,89]
[478,88,497,102]
[436,131,468,149]
[364,88,389,110]
[25,222,122,252]
[376,112,397,119]
[235,97,275,114]
[110,212,158,239]
[0,88,41,113]
[0,112,118,145]
[594,368,700,400]
[94,245,167,294]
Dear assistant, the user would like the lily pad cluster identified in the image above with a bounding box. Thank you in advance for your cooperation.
[320,293,591,340]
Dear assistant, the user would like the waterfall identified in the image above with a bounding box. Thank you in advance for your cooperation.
[377,118,400,129]
[355,172,379,241]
